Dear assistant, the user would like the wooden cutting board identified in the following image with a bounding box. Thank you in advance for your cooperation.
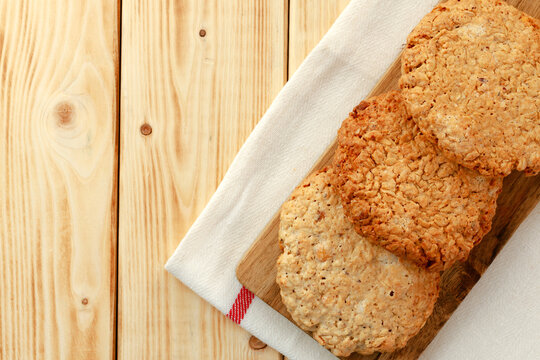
[237,1,540,359]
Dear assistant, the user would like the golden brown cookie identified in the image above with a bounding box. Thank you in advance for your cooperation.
[400,0,540,176]
[333,91,502,271]
[277,168,440,357]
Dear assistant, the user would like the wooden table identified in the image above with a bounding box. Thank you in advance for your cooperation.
[0,1,349,359]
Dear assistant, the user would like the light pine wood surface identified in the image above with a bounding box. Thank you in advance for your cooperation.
[0,1,119,359]
[117,1,287,359]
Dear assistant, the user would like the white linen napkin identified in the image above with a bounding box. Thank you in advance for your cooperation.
[165,0,539,359]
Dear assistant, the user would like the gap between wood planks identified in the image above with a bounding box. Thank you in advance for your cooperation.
[114,0,122,359]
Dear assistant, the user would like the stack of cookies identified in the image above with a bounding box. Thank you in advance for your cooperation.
[276,0,539,356]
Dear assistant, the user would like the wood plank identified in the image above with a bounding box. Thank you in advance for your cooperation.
[0,1,119,359]
[117,1,286,359]
[238,1,540,359]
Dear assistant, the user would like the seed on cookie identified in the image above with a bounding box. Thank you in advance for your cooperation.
[333,91,502,271]
[400,0,540,176]
[277,168,440,356]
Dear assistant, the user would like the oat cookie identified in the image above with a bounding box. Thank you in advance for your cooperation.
[400,0,540,176]
[333,91,502,271]
[277,168,440,356]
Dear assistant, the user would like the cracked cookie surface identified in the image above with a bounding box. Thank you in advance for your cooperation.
[400,0,540,176]
[333,91,502,271]
[277,168,440,357]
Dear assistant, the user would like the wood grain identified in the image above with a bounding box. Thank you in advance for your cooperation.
[117,1,286,359]
[237,1,540,359]
[0,1,119,359]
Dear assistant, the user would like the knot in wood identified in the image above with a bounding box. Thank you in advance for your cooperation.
[55,102,74,126]
[248,336,267,350]
[140,123,152,136]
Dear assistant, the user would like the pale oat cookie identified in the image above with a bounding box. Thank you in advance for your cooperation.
[400,0,540,176]
[333,91,502,271]
[277,168,440,357]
